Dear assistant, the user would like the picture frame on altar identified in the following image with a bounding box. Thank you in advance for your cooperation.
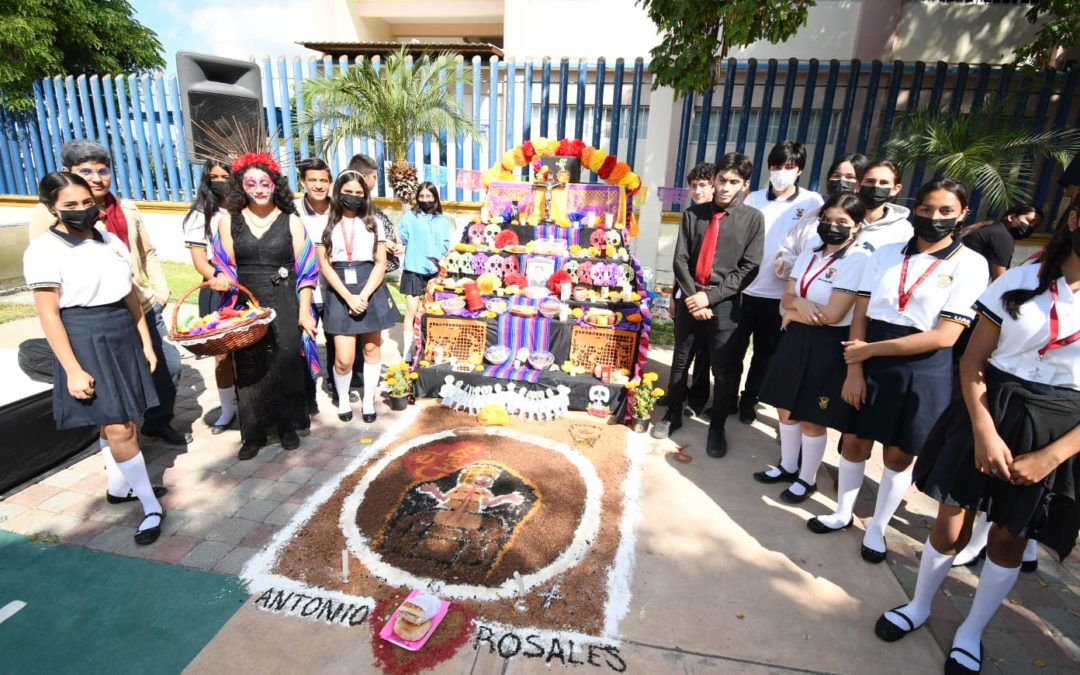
[525,257,556,288]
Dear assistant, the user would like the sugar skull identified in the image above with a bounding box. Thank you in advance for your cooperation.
[483,222,502,248]
[605,230,622,248]
[603,263,621,287]
[589,229,606,249]
[562,259,580,284]
[501,255,519,276]
[589,263,607,286]
[470,252,488,276]
[445,250,467,276]
[619,263,636,287]
[485,254,505,277]
[467,222,486,245]
[576,261,594,285]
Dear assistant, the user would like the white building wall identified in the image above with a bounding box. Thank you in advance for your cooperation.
[894,4,1040,64]
[502,0,661,59]
[728,1,864,61]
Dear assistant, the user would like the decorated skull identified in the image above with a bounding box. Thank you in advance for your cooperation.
[603,263,621,287]
[589,229,606,249]
[619,263,636,287]
[562,259,580,284]
[445,250,467,276]
[470,252,488,276]
[483,222,502,248]
[501,255,519,276]
[605,230,622,248]
[576,261,593,286]
[588,385,611,406]
[589,262,607,286]
[484,254,505,277]
[467,222,486,245]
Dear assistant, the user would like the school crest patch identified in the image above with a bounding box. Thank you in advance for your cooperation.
[937,274,953,288]
[818,396,829,410]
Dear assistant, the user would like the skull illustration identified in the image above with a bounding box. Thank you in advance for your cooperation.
[445,250,466,276]
[619,263,636,287]
[589,229,606,249]
[467,222,486,245]
[603,263,621,287]
[605,230,622,248]
[576,261,594,285]
[485,254,505,277]
[588,385,611,406]
[589,263,607,286]
[471,252,488,276]
[483,222,502,248]
[501,255,519,276]
[562,259,580,284]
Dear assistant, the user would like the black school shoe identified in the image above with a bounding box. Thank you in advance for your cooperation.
[238,441,263,460]
[106,486,168,504]
[706,426,727,458]
[874,606,921,642]
[779,478,817,504]
[134,511,165,546]
[280,430,300,450]
[806,516,854,534]
[861,541,887,564]
[944,643,983,675]
[752,467,797,484]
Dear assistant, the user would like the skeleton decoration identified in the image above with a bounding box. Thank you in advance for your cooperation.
[445,250,471,277]
[485,254,505,277]
[501,255,520,276]
[586,385,611,418]
[576,261,594,286]
[605,230,622,248]
[619,263,636,288]
[588,263,607,287]
[439,377,571,419]
[589,229,606,249]
[467,222,486,245]
[562,259,580,284]
[470,252,489,276]
[483,222,502,248]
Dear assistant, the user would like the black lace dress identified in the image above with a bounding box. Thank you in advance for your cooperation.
[232,211,309,443]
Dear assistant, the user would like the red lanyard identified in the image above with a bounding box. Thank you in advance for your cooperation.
[1039,279,1080,357]
[897,255,944,313]
[799,252,839,298]
[341,218,357,263]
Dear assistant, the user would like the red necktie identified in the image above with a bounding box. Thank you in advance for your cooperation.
[694,210,726,285]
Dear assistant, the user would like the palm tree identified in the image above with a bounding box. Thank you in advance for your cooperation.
[884,99,1080,213]
[298,47,482,203]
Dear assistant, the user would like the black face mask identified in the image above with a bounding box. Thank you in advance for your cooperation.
[209,181,229,197]
[817,220,853,246]
[339,194,364,212]
[1009,222,1033,240]
[418,200,436,212]
[912,214,958,242]
[57,205,100,232]
[858,185,892,209]
[826,178,857,195]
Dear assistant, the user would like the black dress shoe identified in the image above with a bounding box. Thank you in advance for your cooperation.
[779,478,817,504]
[706,426,727,458]
[861,542,887,564]
[142,424,192,446]
[238,441,263,460]
[944,643,983,675]
[280,430,300,450]
[874,606,921,642]
[338,410,354,422]
[134,511,165,546]
[737,406,756,424]
[752,467,797,484]
[362,412,377,424]
[106,486,168,504]
[806,516,854,534]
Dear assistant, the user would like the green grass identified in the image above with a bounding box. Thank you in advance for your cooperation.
[163,261,204,304]
[651,320,674,346]
[0,302,37,324]
[386,276,406,311]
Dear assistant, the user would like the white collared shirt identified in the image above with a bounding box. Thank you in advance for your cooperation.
[977,264,1079,390]
[857,238,989,331]
[743,187,824,299]
[23,228,132,308]
[789,244,870,326]
[322,217,385,263]
[182,210,224,248]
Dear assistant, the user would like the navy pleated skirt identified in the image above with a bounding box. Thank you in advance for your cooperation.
[322,261,402,335]
[759,322,856,431]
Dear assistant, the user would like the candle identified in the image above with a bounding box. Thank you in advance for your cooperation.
[559,303,569,322]
[342,548,350,583]
[605,213,614,228]
[514,571,526,598]
[560,282,571,301]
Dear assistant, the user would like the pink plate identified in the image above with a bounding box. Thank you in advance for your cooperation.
[378,590,451,652]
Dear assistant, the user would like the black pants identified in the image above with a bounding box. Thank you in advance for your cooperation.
[673,295,712,410]
[663,298,740,427]
[726,294,783,412]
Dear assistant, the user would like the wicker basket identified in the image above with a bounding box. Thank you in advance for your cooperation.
[568,326,638,373]
[168,281,275,357]
[423,317,488,361]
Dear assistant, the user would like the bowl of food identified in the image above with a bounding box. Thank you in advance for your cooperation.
[509,304,538,317]
[539,298,562,318]
[584,308,616,327]
[440,297,466,314]
[523,286,550,300]
[485,297,510,315]
[527,350,555,370]
[485,345,511,365]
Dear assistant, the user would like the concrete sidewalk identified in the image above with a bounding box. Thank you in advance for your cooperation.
[1,313,1078,674]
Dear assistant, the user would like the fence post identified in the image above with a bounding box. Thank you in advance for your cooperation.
[455,55,466,201]
[505,57,517,157]
[471,56,482,200]
[76,76,95,142]
[808,60,840,192]
[277,57,298,190]
[855,60,882,154]
[116,77,143,199]
[715,58,738,160]
[167,75,194,199]
[609,58,624,157]
[626,58,644,168]
[776,58,798,142]
[834,59,861,157]
[751,59,779,189]
[153,75,181,202]
[0,110,17,194]
[488,56,500,171]
[574,58,587,140]
[128,75,153,200]
[293,57,308,161]
[101,76,131,200]
[672,94,693,210]
[540,57,551,138]
[1034,68,1076,208]
[31,81,53,173]
[141,75,167,201]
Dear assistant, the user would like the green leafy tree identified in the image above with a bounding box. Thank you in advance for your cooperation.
[298,47,481,203]
[1013,0,1080,69]
[636,0,816,97]
[884,100,1080,213]
[0,0,163,112]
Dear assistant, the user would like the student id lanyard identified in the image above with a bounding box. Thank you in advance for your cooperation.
[897,255,943,313]
[799,252,839,298]
[342,218,358,284]
[1039,279,1080,358]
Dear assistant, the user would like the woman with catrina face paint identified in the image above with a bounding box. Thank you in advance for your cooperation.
[213,155,317,460]
[24,172,166,545]
[808,179,990,567]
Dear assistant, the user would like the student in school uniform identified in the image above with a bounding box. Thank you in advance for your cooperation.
[652,153,765,458]
[729,141,824,424]
[961,203,1043,280]
[774,153,869,279]
[316,170,402,423]
[28,140,189,446]
[24,172,166,545]
[399,182,450,361]
[293,157,333,412]
[753,193,871,502]
[182,158,236,434]
[852,159,913,253]
[873,196,1080,675]
[807,179,989,566]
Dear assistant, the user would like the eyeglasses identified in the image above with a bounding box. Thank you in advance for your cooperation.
[74,167,111,179]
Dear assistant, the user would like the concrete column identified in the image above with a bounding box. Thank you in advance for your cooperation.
[633,84,677,283]
[852,0,902,62]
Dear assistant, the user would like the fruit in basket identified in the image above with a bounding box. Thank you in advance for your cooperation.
[178,307,264,335]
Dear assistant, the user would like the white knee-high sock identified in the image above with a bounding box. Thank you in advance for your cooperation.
[817,458,864,529]
[402,330,414,362]
[1022,539,1038,563]
[951,559,1019,670]
[884,538,954,631]
[863,467,912,553]
[777,422,801,473]
[333,368,353,414]
[214,386,236,427]
[796,433,828,488]
[100,437,129,497]
[362,362,380,414]
[954,512,991,566]
[115,453,162,529]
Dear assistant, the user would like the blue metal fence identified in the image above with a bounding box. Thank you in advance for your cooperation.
[1,56,1076,219]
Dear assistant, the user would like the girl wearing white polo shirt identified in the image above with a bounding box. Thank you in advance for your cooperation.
[182,159,235,434]
[807,179,989,566]
[24,172,164,545]
[754,193,870,503]
[873,197,1080,675]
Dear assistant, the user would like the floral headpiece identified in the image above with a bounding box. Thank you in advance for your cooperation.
[231,152,281,175]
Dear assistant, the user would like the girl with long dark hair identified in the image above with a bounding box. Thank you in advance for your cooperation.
[398,181,450,360]
[316,170,401,422]
[183,159,236,433]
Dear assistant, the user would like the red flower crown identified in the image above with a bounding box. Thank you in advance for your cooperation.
[231,152,280,175]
